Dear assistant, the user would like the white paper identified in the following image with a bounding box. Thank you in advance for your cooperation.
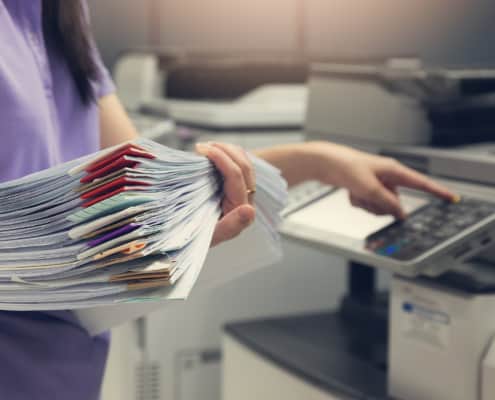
[287,188,428,240]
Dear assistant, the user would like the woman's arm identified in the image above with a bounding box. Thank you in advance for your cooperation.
[254,142,323,187]
[255,141,457,219]
[98,94,139,148]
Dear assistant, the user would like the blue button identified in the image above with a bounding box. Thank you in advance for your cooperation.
[378,244,400,255]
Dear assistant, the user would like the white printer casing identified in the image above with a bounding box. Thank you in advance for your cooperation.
[389,275,495,400]
[482,336,495,400]
[305,63,431,146]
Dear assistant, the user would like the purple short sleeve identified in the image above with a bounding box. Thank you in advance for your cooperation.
[0,1,114,397]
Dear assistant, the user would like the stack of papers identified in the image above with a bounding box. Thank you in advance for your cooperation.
[0,139,287,310]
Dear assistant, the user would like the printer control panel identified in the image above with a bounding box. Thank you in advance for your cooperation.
[366,198,495,261]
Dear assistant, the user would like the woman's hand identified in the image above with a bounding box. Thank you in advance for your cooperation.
[308,142,457,219]
[196,142,256,247]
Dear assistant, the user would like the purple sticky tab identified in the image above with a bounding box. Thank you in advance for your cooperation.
[88,224,140,247]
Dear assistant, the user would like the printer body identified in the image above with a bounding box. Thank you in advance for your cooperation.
[389,274,495,400]
[295,61,495,400]
[112,49,308,150]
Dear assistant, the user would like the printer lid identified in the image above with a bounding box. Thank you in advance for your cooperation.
[311,60,495,101]
[380,145,495,187]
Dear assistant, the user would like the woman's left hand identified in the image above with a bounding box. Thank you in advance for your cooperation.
[196,142,256,247]
[308,142,457,219]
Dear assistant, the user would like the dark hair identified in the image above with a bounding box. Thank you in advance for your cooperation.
[42,0,99,104]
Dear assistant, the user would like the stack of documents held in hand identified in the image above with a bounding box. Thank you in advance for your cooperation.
[0,138,287,310]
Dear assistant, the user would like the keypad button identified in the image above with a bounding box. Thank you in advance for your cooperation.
[366,196,495,260]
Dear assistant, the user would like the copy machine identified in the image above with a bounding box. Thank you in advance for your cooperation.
[113,50,308,150]
[222,61,495,400]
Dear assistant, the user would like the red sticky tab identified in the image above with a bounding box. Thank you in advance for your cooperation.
[81,176,151,200]
[82,186,149,208]
[85,144,155,174]
[81,156,139,184]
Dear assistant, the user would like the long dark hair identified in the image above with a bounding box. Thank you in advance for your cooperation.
[42,0,99,104]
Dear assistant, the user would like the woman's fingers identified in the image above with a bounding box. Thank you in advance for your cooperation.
[350,189,402,218]
[209,142,256,205]
[371,187,406,219]
[196,141,256,246]
[356,177,406,219]
[349,194,378,215]
[384,162,457,201]
[211,205,256,247]
[196,143,248,210]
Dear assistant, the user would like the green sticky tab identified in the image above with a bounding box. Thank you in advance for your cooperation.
[122,297,161,303]
[67,192,157,224]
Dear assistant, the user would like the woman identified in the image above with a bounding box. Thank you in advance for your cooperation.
[0,1,454,398]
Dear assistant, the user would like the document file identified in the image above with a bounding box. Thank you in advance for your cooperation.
[0,138,287,310]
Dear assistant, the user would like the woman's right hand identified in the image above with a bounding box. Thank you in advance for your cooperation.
[196,142,256,247]
[308,142,457,219]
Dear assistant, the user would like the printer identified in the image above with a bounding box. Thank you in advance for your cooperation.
[222,61,495,400]
[113,49,309,150]
[295,61,495,400]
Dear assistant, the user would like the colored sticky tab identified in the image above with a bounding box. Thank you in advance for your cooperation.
[81,156,139,184]
[85,144,155,173]
[80,216,138,240]
[68,205,147,240]
[67,192,157,223]
[93,240,147,261]
[82,186,150,208]
[126,279,172,290]
[121,241,147,255]
[68,141,133,176]
[87,223,141,247]
[75,169,129,193]
[81,176,151,200]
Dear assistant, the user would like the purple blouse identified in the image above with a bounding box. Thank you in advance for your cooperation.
[0,1,115,398]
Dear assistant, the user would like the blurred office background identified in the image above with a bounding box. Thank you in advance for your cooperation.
[87,1,495,400]
[90,0,495,69]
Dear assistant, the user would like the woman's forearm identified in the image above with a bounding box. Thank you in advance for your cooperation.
[99,94,139,149]
[254,141,342,187]
[256,140,456,218]
[254,142,321,187]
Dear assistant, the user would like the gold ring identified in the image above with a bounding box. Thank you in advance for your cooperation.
[246,189,256,195]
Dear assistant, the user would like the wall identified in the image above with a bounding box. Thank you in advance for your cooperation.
[158,0,299,52]
[306,0,495,66]
[87,0,149,67]
[89,0,495,69]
